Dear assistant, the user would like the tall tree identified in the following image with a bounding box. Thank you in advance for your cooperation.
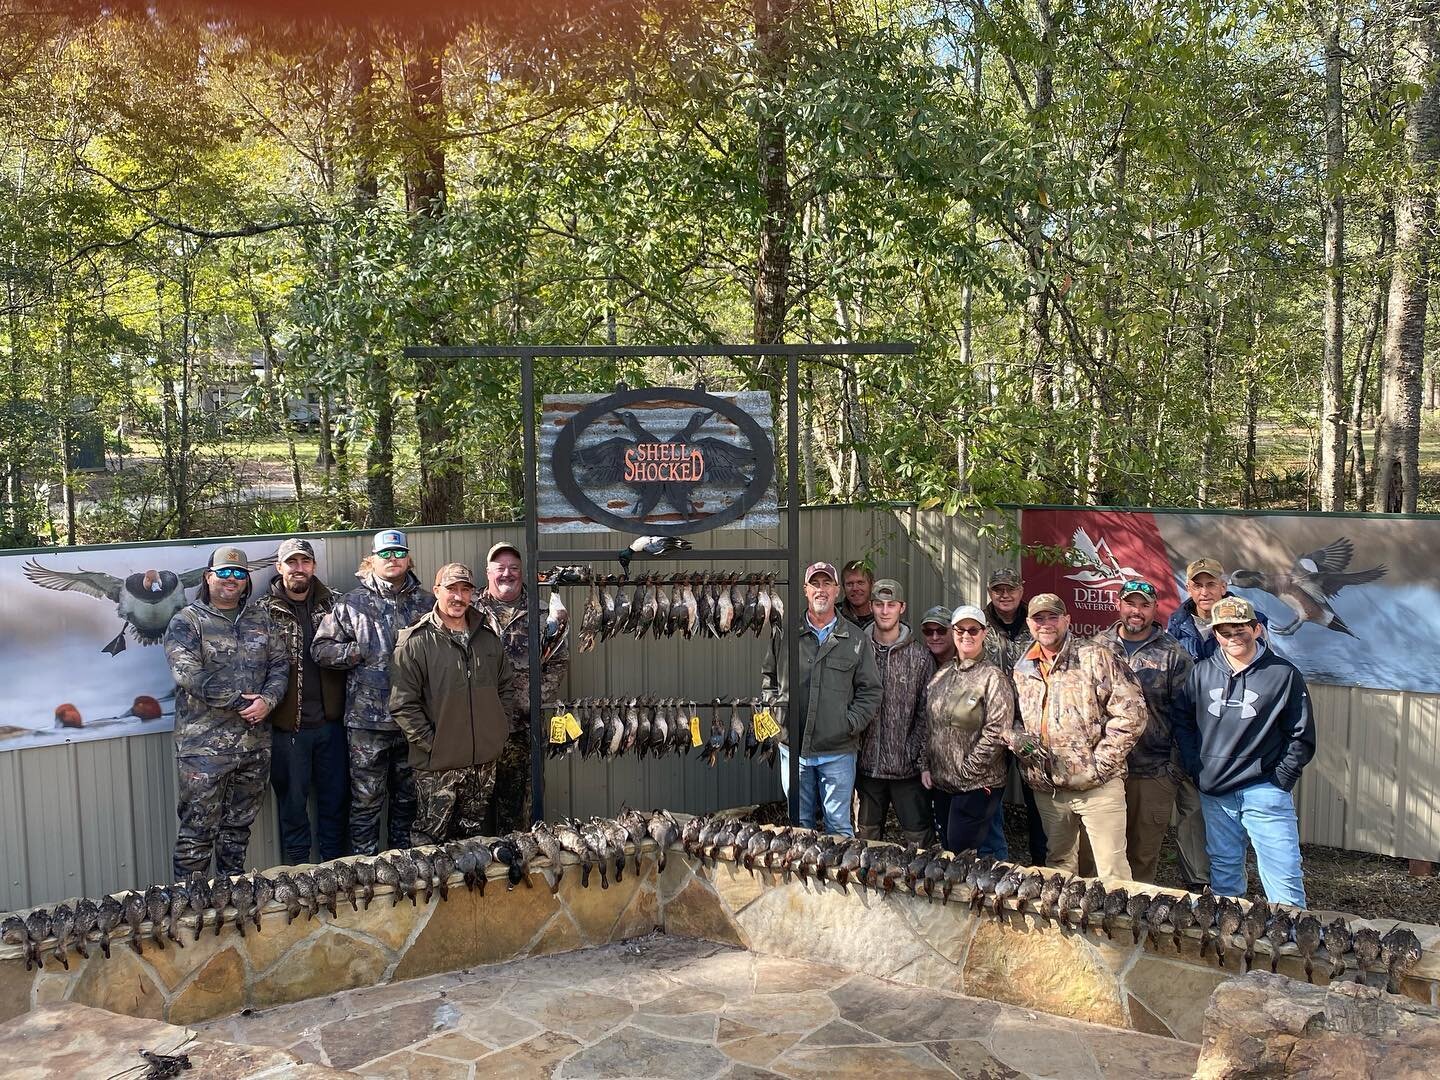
[753,0,793,348]
[1320,0,1348,510]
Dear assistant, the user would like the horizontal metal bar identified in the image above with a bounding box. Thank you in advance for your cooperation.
[402,342,916,359]
[536,547,789,562]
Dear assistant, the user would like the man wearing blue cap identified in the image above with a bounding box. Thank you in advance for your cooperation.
[314,529,435,854]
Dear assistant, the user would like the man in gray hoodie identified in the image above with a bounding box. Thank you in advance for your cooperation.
[855,579,935,845]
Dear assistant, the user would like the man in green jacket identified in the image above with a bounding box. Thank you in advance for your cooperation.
[389,563,520,845]
[761,561,883,836]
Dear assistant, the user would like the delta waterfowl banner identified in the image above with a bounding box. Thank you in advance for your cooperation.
[1020,507,1425,693]
[0,538,323,751]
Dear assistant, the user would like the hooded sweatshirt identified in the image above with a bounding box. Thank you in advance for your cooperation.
[857,623,934,779]
[1174,639,1315,795]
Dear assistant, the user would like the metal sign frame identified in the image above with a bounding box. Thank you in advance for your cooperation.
[402,342,917,827]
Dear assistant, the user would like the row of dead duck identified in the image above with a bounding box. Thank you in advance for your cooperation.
[548,697,783,766]
[0,810,684,973]
[576,572,784,650]
[678,816,1426,995]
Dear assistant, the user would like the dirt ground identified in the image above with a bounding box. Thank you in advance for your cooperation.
[754,801,1438,923]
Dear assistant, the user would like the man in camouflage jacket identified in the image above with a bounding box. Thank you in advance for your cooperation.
[312,530,434,855]
[1012,593,1148,881]
[1094,580,1195,883]
[473,541,568,833]
[164,545,288,878]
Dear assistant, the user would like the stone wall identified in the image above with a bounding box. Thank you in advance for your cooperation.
[652,852,1440,1045]
[0,853,660,1028]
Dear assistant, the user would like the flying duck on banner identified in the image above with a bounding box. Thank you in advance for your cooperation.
[0,539,297,751]
[538,387,778,534]
[1019,508,1427,693]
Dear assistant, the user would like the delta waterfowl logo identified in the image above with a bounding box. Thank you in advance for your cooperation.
[1063,527,1144,613]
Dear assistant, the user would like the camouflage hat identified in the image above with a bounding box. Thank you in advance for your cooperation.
[988,567,1022,588]
[1027,593,1066,616]
[434,562,476,589]
[1210,596,1256,627]
[919,604,952,627]
[1186,556,1225,581]
[872,578,905,603]
[486,541,522,564]
[276,537,315,563]
[209,546,249,572]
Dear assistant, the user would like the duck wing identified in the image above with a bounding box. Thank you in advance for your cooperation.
[23,561,123,602]
[1294,539,1388,599]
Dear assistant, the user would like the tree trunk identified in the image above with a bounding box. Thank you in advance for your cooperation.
[753,0,792,349]
[1373,11,1440,513]
[1026,0,1056,409]
[1320,0,1348,509]
[404,29,463,525]
[254,303,306,527]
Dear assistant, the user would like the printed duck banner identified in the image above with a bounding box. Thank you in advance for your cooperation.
[1020,507,1428,693]
[0,537,319,751]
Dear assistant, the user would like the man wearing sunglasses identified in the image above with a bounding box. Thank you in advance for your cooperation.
[1174,597,1314,906]
[313,529,435,855]
[1095,579,1194,883]
[164,545,288,877]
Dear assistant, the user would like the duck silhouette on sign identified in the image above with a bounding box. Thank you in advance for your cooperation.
[22,552,276,655]
[571,409,757,520]
[1229,537,1387,637]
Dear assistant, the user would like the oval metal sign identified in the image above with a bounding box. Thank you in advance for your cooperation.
[550,387,776,536]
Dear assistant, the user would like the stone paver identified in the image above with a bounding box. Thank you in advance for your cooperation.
[185,936,1200,1079]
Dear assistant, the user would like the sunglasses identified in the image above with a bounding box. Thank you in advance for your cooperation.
[953,626,985,637]
[377,548,409,560]
[921,626,949,637]
[1121,581,1156,598]
[212,567,249,580]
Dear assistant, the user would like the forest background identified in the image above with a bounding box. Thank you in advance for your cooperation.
[5,0,1440,549]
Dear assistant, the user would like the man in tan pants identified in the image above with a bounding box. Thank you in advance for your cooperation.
[1012,594,1148,881]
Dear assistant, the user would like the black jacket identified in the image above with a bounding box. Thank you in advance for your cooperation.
[1175,640,1315,796]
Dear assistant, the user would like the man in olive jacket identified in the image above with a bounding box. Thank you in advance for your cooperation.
[761,561,882,836]
[389,563,520,845]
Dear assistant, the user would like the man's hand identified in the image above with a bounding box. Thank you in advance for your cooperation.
[238,693,271,724]
[921,770,933,790]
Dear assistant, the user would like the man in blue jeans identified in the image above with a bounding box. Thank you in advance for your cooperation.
[762,561,882,836]
[1174,596,1315,906]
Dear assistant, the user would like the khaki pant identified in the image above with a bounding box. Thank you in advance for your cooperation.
[1125,773,1177,884]
[1034,777,1132,881]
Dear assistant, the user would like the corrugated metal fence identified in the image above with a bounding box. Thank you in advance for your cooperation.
[2,505,1434,911]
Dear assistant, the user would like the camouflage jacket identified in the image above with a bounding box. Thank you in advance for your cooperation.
[164,599,289,757]
[254,576,346,731]
[1012,631,1148,792]
[924,654,1015,793]
[1094,623,1194,780]
[312,569,435,732]
[473,587,568,735]
[983,603,1032,675]
[857,625,933,779]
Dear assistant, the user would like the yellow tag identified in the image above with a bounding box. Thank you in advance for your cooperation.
[548,714,569,744]
[752,709,781,741]
[689,716,702,746]
[564,713,583,740]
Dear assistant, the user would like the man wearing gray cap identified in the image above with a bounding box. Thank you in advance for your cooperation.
[313,529,434,854]
[256,538,349,863]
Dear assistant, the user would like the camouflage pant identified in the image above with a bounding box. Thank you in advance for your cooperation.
[488,732,533,835]
[412,762,498,846]
[173,751,270,879]
[348,728,418,856]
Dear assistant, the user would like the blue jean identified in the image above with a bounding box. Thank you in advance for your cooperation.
[779,747,857,837]
[1200,780,1306,906]
[271,723,350,863]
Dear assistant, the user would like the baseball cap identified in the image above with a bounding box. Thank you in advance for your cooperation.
[950,604,988,627]
[1028,593,1066,616]
[434,562,476,589]
[805,561,839,584]
[1186,557,1225,581]
[210,546,249,571]
[1210,596,1256,627]
[919,604,952,627]
[277,537,315,563]
[486,541,522,563]
[872,578,905,603]
[1119,579,1157,600]
[373,529,408,554]
[988,567,1022,588]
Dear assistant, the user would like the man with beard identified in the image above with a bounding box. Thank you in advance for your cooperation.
[313,530,434,855]
[256,538,349,864]
[164,546,288,877]
[839,559,876,629]
[1094,580,1193,883]
[390,563,519,844]
[761,561,882,836]
[473,541,568,833]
